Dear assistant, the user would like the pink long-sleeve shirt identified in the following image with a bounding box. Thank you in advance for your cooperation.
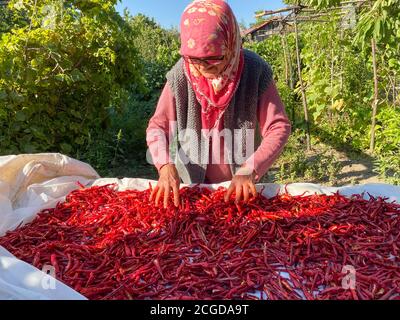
[146,81,291,183]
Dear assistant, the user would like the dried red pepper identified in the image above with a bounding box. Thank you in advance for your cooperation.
[0,184,399,300]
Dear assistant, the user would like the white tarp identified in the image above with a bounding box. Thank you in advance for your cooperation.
[0,153,399,300]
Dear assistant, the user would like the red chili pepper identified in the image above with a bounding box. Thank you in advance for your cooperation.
[0,185,399,300]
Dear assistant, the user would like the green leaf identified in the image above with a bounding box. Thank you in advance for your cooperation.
[15,110,26,122]
[70,109,82,119]
[60,143,72,154]
[55,74,66,82]
[75,137,85,145]
[9,91,25,104]
[30,58,39,69]
[71,69,84,82]
[388,58,398,68]
[22,143,36,153]
[374,19,382,40]
[0,90,7,101]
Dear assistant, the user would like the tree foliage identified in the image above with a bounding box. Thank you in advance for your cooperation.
[0,3,29,34]
[127,13,180,92]
[79,11,181,175]
[0,0,144,154]
[250,0,400,183]
[284,0,341,8]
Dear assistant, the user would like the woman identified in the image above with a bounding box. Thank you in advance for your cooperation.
[146,0,291,208]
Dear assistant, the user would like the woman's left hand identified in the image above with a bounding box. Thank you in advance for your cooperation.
[224,169,257,203]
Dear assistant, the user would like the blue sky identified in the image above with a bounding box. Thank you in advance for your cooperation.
[116,0,285,29]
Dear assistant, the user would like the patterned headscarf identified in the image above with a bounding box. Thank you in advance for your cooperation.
[180,0,244,129]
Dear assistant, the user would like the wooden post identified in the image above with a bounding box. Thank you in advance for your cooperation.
[339,30,344,92]
[294,12,312,151]
[287,36,294,92]
[369,37,379,154]
[281,29,295,122]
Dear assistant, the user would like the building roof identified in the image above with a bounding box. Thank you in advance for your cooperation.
[242,17,280,38]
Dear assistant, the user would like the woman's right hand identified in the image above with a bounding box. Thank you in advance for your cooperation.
[150,164,180,208]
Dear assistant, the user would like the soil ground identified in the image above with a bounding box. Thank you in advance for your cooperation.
[267,141,385,187]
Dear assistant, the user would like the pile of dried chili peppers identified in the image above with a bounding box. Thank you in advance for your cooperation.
[0,184,399,300]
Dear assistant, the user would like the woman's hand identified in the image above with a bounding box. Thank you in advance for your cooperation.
[150,164,180,208]
[224,168,257,203]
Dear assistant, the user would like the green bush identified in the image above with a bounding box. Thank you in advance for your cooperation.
[0,4,29,34]
[127,13,180,93]
[76,13,181,175]
[245,35,301,127]
[374,104,400,184]
[0,0,144,155]
[272,130,342,185]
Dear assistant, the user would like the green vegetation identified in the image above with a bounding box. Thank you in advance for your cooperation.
[246,0,400,184]
[76,12,180,176]
[0,0,143,156]
[0,1,179,178]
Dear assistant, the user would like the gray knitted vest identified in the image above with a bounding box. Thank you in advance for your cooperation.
[166,49,273,184]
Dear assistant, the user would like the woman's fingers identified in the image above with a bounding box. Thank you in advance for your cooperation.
[235,184,243,203]
[150,184,159,202]
[225,178,255,203]
[163,184,171,208]
[224,183,235,202]
[153,184,178,208]
[243,184,250,202]
[249,182,257,198]
[155,185,165,207]
[172,184,180,207]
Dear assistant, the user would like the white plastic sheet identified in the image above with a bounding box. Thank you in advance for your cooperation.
[0,153,99,235]
[1,153,399,300]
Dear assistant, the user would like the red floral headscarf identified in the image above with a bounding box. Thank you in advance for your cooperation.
[180,0,244,129]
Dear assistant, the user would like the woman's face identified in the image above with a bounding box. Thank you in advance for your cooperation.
[197,62,227,78]
[188,55,229,79]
